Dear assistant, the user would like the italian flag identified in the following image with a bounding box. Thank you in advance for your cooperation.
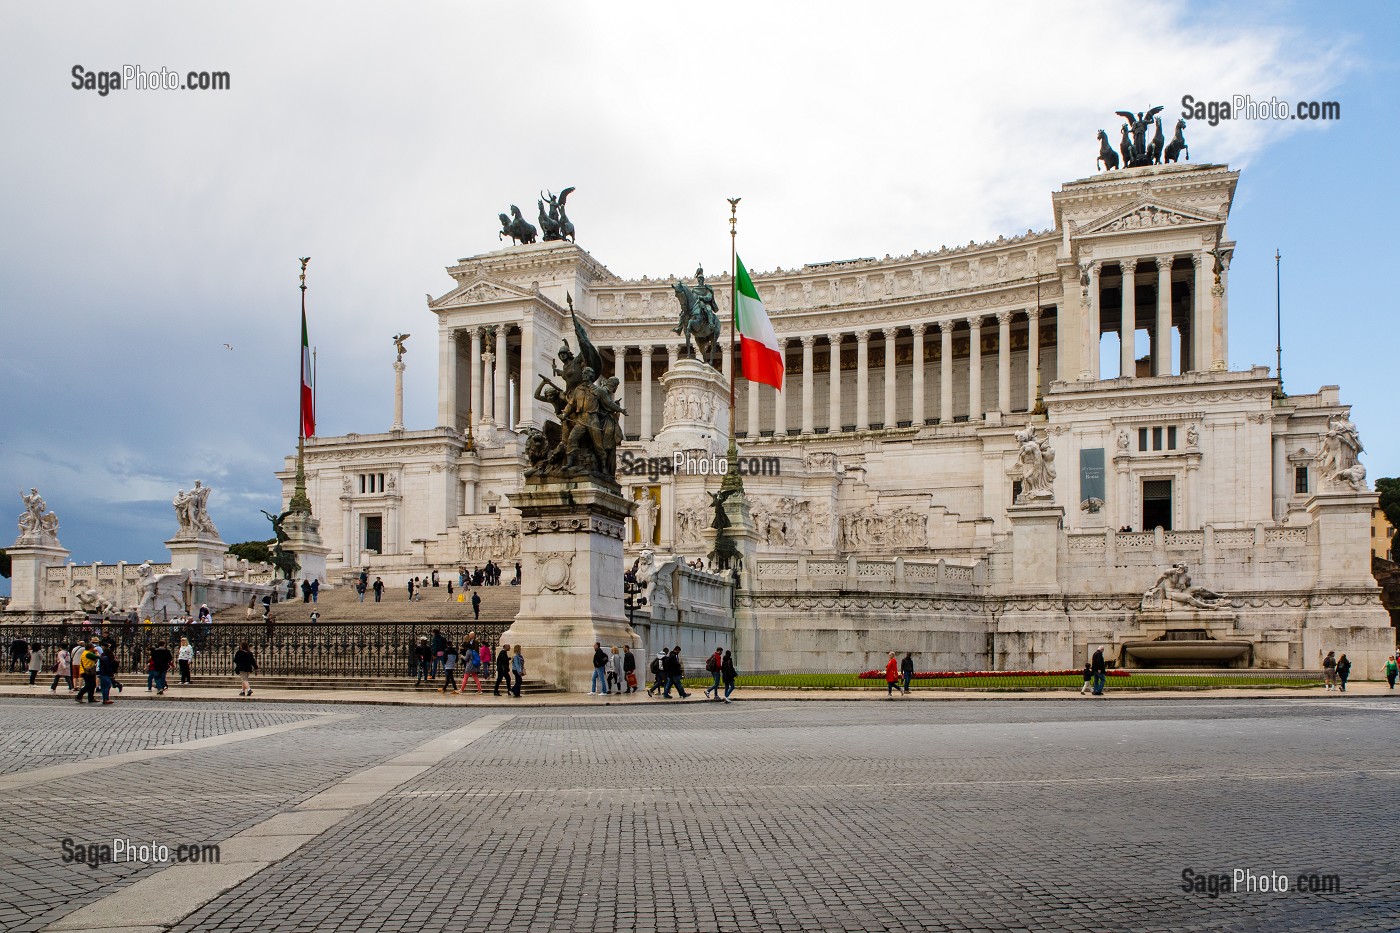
[300,306,315,438]
[735,255,783,389]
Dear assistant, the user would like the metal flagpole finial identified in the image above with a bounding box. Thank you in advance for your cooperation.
[727,198,740,235]
[299,257,310,291]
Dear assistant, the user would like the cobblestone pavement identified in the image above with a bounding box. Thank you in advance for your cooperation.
[4,697,1397,932]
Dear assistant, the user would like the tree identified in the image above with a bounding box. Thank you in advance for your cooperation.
[1377,477,1400,562]
[226,540,274,565]
[0,548,9,579]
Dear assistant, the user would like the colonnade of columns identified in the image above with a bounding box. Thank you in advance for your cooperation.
[1077,250,1226,381]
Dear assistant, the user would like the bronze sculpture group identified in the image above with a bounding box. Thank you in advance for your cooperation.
[499,185,576,245]
[1097,106,1188,170]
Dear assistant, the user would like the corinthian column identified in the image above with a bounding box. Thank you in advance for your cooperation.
[996,311,1012,414]
[911,323,926,427]
[613,344,627,435]
[828,333,843,432]
[1154,256,1172,376]
[640,346,654,441]
[855,331,870,431]
[1192,253,1209,373]
[1120,259,1137,379]
[494,325,509,425]
[939,319,954,423]
[469,327,483,426]
[882,327,898,428]
[438,327,458,430]
[800,335,816,435]
[967,316,982,420]
[1026,308,1040,412]
[773,337,789,436]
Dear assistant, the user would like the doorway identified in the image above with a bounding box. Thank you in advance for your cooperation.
[1141,479,1173,532]
[363,515,383,553]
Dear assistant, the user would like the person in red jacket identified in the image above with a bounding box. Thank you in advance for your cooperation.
[884,652,902,698]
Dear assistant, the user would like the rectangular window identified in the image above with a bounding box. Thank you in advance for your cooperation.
[378,473,385,492]
[1152,426,1163,451]
[1138,428,1149,451]
[1142,478,1173,532]
[1011,479,1024,503]
[359,474,366,494]
[1295,466,1309,495]
[1167,426,1177,450]
[363,515,383,553]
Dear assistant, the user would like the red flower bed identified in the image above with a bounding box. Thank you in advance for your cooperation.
[857,668,1131,680]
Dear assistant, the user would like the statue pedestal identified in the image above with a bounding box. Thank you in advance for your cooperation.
[1006,503,1064,594]
[1306,488,1377,588]
[501,478,638,692]
[655,358,729,461]
[4,542,70,612]
[165,535,227,576]
[281,511,332,585]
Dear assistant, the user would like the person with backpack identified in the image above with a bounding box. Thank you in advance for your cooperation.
[622,646,637,694]
[884,652,901,698]
[1322,650,1337,691]
[50,646,73,693]
[458,641,483,695]
[494,643,512,696]
[97,646,118,704]
[74,642,99,704]
[589,642,609,696]
[150,641,173,695]
[234,642,258,697]
[648,651,666,697]
[1386,655,1398,690]
[900,653,914,695]
[703,647,724,700]
[1336,654,1352,693]
[720,649,738,703]
[177,637,195,685]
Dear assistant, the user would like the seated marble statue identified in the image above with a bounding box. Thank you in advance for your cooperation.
[1142,563,1225,611]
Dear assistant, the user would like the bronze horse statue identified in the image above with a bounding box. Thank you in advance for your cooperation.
[1147,116,1165,164]
[1096,130,1119,171]
[498,205,538,245]
[1163,119,1189,163]
[1118,124,1135,169]
[671,281,722,369]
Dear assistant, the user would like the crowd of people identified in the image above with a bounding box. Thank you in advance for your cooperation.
[587,643,740,703]
[411,628,525,697]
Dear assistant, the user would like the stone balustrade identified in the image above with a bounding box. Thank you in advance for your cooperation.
[754,555,986,595]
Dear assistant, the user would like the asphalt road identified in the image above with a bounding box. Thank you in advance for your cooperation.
[2,696,1396,933]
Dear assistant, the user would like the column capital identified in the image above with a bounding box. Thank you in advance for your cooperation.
[1121,258,1138,274]
[912,322,927,336]
[800,334,818,348]
[937,318,955,334]
[1027,306,1042,321]
[996,310,1013,326]
[1191,253,1203,270]
[967,314,984,330]
[855,330,870,345]
[881,325,900,340]
[1154,255,1173,272]
[827,331,844,345]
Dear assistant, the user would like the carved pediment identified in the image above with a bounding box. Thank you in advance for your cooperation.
[1077,199,1222,237]
[429,277,533,310]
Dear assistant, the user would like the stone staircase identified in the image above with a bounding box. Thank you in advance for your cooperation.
[249,582,521,625]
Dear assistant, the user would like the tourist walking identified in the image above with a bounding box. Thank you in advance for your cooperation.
[9,636,28,672]
[1336,654,1352,693]
[311,578,319,603]
[471,591,481,620]
[431,569,439,588]
[1386,655,1398,690]
[406,577,415,601]
[50,646,73,693]
[177,637,194,684]
[1080,660,1093,695]
[26,645,43,685]
[511,645,525,698]
[608,646,624,694]
[663,646,689,699]
[234,642,258,697]
[413,637,431,684]
[1323,650,1337,690]
[150,641,172,695]
[301,579,312,603]
[721,649,737,703]
[494,643,512,695]
[430,629,446,679]
[373,577,384,602]
[590,642,609,696]
[704,646,724,700]
[1090,646,1107,696]
[884,652,901,697]
[439,640,458,694]
[97,646,118,704]
[458,642,483,694]
[623,646,637,694]
[74,643,98,704]
[478,642,490,677]
[648,651,667,697]
[901,652,914,695]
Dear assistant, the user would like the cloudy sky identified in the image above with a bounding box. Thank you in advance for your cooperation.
[2,1,1396,588]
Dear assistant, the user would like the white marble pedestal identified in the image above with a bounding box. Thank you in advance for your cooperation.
[4,542,70,612]
[165,535,227,576]
[281,511,332,585]
[501,478,639,692]
[1006,502,1064,594]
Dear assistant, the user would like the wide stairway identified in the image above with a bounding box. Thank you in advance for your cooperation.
[252,581,521,626]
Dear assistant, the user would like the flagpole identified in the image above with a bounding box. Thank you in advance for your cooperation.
[290,257,313,514]
[724,198,742,494]
[1274,249,1284,399]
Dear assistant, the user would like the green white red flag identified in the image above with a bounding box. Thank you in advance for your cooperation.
[300,306,315,437]
[735,254,783,390]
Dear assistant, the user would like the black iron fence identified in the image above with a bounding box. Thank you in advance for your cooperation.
[1,621,510,679]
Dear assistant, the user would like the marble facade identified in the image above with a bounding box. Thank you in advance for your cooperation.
[281,161,1394,677]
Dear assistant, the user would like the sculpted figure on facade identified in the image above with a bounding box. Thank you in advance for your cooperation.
[460,522,522,564]
[673,499,707,549]
[839,504,928,551]
[173,481,219,539]
[1013,424,1057,503]
[16,487,60,546]
[1315,413,1366,490]
[1141,563,1226,611]
[632,489,658,546]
